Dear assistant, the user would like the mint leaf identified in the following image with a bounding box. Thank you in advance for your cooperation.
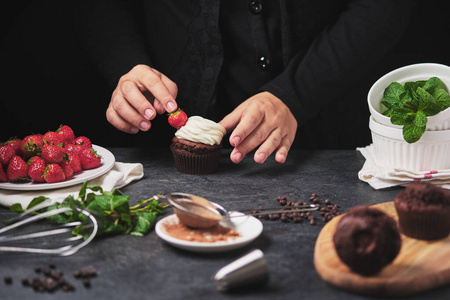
[131,211,157,236]
[9,203,24,213]
[403,111,427,143]
[422,77,442,92]
[384,82,404,101]
[433,88,450,109]
[390,107,414,125]
[382,77,449,143]
[416,87,442,116]
[26,196,49,210]
[8,180,167,239]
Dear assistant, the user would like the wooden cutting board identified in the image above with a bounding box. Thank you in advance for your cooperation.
[314,201,450,297]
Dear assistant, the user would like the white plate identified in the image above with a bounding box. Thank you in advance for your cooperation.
[155,213,263,253]
[0,145,115,191]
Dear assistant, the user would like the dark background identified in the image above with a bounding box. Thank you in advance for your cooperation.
[1,0,450,149]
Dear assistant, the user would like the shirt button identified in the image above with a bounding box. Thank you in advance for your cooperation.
[249,1,262,14]
[258,56,270,70]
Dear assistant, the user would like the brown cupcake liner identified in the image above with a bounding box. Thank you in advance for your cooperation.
[395,208,450,240]
[170,145,222,175]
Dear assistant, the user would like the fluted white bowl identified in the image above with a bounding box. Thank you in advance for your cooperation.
[369,116,450,171]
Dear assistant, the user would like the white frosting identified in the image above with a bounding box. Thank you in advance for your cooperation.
[175,116,226,145]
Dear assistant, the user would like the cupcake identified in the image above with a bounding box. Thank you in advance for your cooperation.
[170,116,226,175]
[394,182,450,240]
[333,206,401,276]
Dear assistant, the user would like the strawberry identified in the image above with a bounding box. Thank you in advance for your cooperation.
[0,166,7,182]
[59,160,73,180]
[67,154,82,173]
[43,131,66,146]
[41,144,64,164]
[79,148,102,170]
[168,108,188,129]
[28,156,46,183]
[21,134,44,159]
[73,136,92,149]
[43,163,65,183]
[4,138,23,156]
[64,143,84,157]
[0,145,15,166]
[7,156,29,181]
[56,125,75,144]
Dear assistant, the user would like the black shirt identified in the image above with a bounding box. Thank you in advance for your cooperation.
[216,0,283,118]
[78,0,415,149]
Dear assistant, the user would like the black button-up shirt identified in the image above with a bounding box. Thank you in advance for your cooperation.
[79,0,415,148]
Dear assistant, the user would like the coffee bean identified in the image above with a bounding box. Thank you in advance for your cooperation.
[42,277,58,292]
[22,278,30,286]
[82,278,91,288]
[73,270,81,278]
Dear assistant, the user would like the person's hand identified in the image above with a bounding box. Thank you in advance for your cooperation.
[219,92,297,164]
[106,65,178,133]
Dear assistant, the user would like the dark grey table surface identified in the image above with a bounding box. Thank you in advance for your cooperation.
[1,148,449,300]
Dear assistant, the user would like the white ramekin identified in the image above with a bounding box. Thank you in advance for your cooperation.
[369,116,450,171]
[368,63,450,131]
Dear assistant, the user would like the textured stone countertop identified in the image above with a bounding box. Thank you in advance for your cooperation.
[1,148,448,300]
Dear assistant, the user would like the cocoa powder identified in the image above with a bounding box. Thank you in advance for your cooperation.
[164,221,240,243]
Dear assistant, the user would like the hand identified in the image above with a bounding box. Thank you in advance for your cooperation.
[106,65,178,133]
[219,92,297,164]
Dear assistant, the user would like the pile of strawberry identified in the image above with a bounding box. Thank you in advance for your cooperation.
[0,125,102,184]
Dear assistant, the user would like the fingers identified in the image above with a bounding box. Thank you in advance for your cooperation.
[107,91,151,133]
[107,65,178,133]
[137,67,178,113]
[225,92,297,164]
[120,79,156,121]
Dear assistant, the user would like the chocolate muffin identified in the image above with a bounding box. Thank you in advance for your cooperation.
[394,182,450,240]
[333,206,401,276]
[170,116,226,175]
[170,137,222,175]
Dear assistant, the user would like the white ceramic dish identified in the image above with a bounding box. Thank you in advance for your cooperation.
[0,145,115,191]
[155,213,263,253]
[369,116,450,171]
[368,63,450,130]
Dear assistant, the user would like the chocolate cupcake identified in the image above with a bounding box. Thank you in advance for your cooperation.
[170,116,226,175]
[333,206,401,276]
[394,182,450,240]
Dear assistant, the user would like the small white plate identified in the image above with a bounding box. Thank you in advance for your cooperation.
[0,145,115,191]
[155,213,263,253]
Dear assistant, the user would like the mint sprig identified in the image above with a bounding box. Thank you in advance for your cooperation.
[381,77,450,143]
[10,181,168,237]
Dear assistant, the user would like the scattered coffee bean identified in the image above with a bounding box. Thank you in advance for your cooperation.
[82,278,91,288]
[22,278,30,286]
[5,265,98,293]
[268,193,343,226]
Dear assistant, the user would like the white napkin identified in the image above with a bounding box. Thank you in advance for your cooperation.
[357,145,450,190]
[0,162,144,208]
